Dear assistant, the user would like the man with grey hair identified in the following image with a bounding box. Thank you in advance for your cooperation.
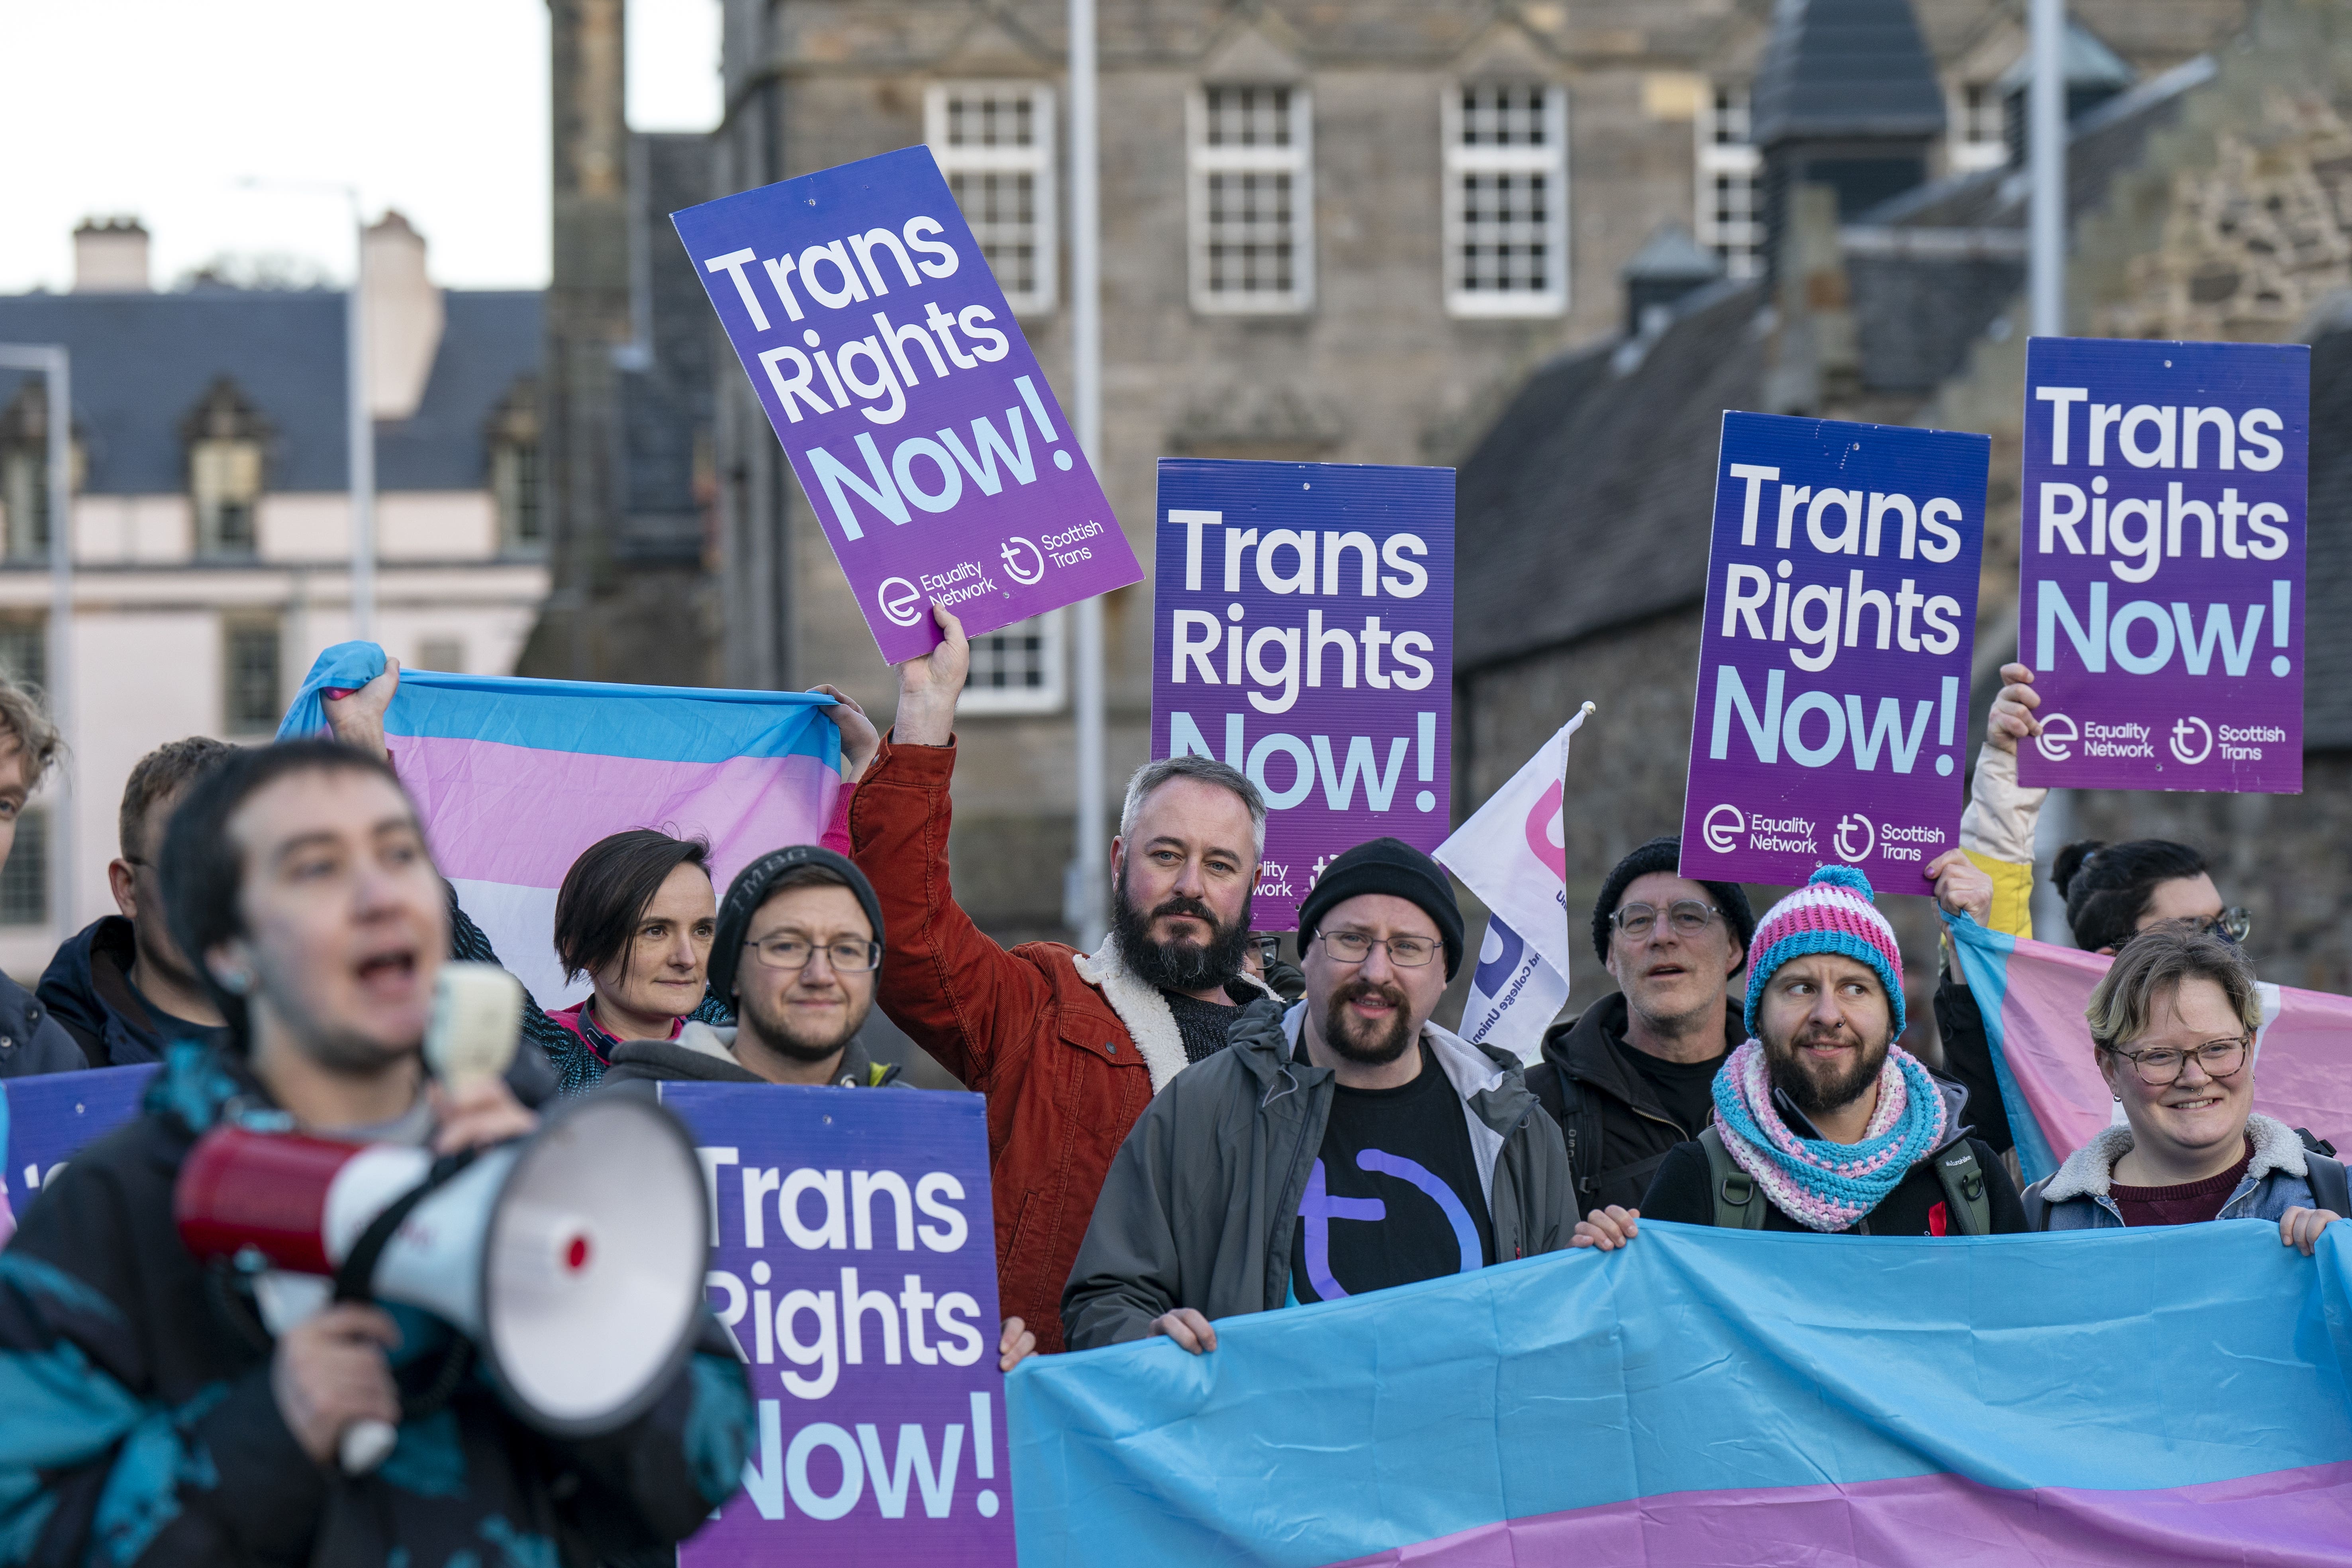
[0,673,83,1076]
[840,604,1276,1355]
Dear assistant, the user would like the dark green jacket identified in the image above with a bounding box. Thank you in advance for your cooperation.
[1061,998,1575,1351]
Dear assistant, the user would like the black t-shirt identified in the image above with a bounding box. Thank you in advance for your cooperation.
[1642,1135,2029,1235]
[1614,1037,1725,1139]
[1290,1040,1497,1303]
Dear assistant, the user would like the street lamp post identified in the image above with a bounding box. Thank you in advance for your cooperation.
[0,343,76,942]
[1068,0,1108,949]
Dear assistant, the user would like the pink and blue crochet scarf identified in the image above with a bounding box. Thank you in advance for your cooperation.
[1710,1038,1948,1232]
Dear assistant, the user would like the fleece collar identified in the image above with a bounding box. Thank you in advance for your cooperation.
[2040,1110,2307,1203]
[1072,933,1275,1094]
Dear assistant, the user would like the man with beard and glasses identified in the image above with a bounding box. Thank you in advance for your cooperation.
[1062,839,1574,1352]
[843,605,1278,1355]
[1571,867,2025,1245]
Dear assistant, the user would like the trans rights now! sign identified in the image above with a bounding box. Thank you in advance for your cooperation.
[1678,412,1989,893]
[2017,337,2308,794]
[674,147,1143,663]
[1150,459,1453,930]
[671,1082,1013,1566]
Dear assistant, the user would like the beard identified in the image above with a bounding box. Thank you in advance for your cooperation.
[1762,1016,1889,1118]
[1111,865,1251,994]
[739,982,872,1064]
[1318,976,1417,1067]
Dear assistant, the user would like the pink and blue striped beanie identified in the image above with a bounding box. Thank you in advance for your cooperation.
[1742,865,1905,1039]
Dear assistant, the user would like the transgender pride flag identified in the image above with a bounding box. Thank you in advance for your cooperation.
[1943,911,2352,1184]
[280,643,839,1008]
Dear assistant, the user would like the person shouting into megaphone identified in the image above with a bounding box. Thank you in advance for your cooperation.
[0,739,750,1565]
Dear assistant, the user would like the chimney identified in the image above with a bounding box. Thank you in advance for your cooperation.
[361,210,446,422]
[1751,0,1945,280]
[73,217,150,292]
[1622,223,1724,335]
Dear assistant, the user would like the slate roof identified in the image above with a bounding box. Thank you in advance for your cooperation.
[0,287,540,495]
[1453,280,1766,672]
[2305,325,2352,751]
[1751,0,1947,148]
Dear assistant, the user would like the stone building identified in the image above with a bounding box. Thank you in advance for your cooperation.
[0,218,549,977]
[1455,0,2352,1050]
[710,0,2248,943]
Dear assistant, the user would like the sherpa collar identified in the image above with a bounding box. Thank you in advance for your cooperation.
[1072,933,1275,1094]
[2039,1110,2307,1203]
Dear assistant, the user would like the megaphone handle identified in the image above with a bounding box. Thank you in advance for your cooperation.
[339,1418,398,1475]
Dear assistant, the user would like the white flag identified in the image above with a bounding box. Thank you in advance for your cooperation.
[1435,709,1590,1061]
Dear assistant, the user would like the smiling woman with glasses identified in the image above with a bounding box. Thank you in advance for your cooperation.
[2023,922,2348,1249]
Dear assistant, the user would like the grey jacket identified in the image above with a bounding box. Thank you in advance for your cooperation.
[1061,997,1575,1351]
[600,1021,904,1094]
[2027,1112,2332,1229]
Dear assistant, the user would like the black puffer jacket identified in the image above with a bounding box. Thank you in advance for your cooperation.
[1523,994,1743,1213]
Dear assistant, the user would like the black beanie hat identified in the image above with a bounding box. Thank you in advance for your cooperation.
[1297,837,1466,980]
[709,845,885,1001]
[1590,835,1756,965]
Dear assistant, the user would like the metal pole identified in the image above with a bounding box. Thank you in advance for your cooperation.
[2027,0,2066,339]
[1068,0,1108,949]
[348,202,377,642]
[0,345,75,941]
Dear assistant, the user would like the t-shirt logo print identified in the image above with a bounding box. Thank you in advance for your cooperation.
[1298,1151,1481,1299]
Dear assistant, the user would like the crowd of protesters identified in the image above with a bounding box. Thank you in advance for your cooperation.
[0,599,2340,1562]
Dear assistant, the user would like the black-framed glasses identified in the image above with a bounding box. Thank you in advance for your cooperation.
[1609,900,1721,941]
[1319,930,1441,968]
[2110,1035,2250,1087]
[1250,934,1285,971]
[743,936,882,974]
[2204,907,2253,945]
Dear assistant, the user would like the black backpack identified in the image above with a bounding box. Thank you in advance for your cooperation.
[1697,1125,1993,1235]
[1528,1060,1679,1213]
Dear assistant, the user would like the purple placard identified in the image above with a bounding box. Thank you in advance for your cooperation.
[666,1082,1011,1568]
[1150,459,1454,931]
[2015,337,2308,793]
[1677,413,1989,893]
[672,147,1142,662]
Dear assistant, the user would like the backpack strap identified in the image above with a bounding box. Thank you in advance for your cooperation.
[1930,1140,1993,1237]
[1698,1125,1768,1230]
[2295,1127,2340,1159]
[2304,1151,2350,1219]
[2021,1177,2051,1233]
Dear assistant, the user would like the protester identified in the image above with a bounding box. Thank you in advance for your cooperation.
[846,604,1278,1354]
[1062,838,1574,1352]
[1930,663,2244,1155]
[0,738,747,1563]
[1525,836,1753,1210]
[0,674,79,1077]
[1572,867,2025,1245]
[39,735,236,1067]
[2023,923,2346,1249]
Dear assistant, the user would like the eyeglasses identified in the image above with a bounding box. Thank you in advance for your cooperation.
[1319,930,1440,968]
[2109,1035,2249,1087]
[1609,900,1721,940]
[1251,934,1285,971]
[743,936,882,974]
[2204,907,2253,945]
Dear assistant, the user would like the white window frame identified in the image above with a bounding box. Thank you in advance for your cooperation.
[1441,84,1570,318]
[1695,84,1763,280]
[1186,85,1315,315]
[1949,81,2008,174]
[925,81,1059,317]
[956,608,1066,716]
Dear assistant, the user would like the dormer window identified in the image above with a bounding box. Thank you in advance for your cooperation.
[0,379,74,565]
[182,378,269,559]
[486,378,543,556]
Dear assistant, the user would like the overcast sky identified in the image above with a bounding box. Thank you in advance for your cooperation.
[0,0,721,294]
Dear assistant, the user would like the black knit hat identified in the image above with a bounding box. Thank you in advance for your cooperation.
[709,845,885,1001]
[1298,837,1466,980]
[1591,835,1756,965]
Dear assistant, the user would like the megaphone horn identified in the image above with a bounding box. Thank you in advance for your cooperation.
[176,1095,711,1444]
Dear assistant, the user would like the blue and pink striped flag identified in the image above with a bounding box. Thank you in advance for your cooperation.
[1008,1220,2352,1564]
[279,644,839,1008]
[1943,911,2352,1184]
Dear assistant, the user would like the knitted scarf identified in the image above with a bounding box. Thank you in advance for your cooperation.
[1710,1038,1948,1233]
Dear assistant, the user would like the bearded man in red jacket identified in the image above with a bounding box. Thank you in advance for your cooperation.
[840,605,1276,1353]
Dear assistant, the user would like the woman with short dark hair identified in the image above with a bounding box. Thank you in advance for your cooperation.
[539,829,730,1076]
[2023,923,2345,1250]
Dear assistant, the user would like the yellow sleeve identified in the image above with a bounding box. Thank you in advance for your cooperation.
[1958,745,2044,941]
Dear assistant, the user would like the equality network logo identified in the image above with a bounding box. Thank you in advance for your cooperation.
[1702,804,1743,855]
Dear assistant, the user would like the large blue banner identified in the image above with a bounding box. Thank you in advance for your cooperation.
[1008,1222,2352,1566]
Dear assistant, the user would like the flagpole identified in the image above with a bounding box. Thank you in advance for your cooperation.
[1564,700,1594,998]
